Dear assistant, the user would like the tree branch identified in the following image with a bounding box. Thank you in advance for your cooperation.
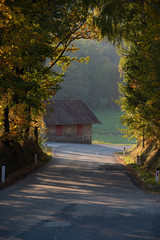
[49,22,86,69]
[49,42,71,69]
[53,21,86,53]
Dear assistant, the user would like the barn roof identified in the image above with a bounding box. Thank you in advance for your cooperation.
[44,99,101,126]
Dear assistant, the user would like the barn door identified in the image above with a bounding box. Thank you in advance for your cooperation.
[77,124,83,136]
[56,125,62,136]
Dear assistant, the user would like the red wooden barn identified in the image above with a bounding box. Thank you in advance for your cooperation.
[44,99,101,143]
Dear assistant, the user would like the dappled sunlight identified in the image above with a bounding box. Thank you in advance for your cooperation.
[38,178,105,188]
[23,184,93,194]
[0,143,159,239]
[53,143,127,164]
[54,149,114,164]
[101,228,160,240]
[0,161,154,215]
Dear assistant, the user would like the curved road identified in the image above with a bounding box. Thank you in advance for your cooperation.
[0,143,160,240]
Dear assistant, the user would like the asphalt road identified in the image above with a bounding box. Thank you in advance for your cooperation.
[0,143,160,240]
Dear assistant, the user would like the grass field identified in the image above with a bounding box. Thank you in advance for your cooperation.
[92,109,136,145]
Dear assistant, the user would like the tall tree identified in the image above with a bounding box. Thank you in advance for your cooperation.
[83,0,160,143]
[0,0,101,143]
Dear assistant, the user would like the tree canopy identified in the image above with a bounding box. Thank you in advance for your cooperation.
[84,0,160,143]
[1,0,160,146]
[0,0,100,144]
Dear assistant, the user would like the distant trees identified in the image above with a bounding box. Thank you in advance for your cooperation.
[0,0,100,144]
[56,40,120,109]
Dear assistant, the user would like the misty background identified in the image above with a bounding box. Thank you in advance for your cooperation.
[53,40,135,144]
[55,40,120,109]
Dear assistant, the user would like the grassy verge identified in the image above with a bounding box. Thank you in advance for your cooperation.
[41,145,53,157]
[92,140,133,145]
[117,149,160,192]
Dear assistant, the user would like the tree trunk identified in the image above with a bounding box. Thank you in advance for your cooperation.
[142,128,145,148]
[25,125,30,139]
[3,105,10,146]
[4,105,10,134]
[25,105,31,140]
[34,127,38,143]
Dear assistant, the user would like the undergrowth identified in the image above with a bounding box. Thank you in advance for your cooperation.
[121,142,160,191]
[0,138,51,180]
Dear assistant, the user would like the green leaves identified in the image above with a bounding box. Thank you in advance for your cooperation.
[85,0,160,143]
[0,0,101,141]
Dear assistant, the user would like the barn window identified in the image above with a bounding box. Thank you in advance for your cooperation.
[56,125,62,136]
[77,124,83,136]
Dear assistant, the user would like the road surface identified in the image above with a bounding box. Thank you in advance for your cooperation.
[0,143,160,240]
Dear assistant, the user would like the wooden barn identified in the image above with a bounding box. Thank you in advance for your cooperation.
[44,99,101,144]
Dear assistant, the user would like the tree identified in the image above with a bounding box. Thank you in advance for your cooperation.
[82,0,160,143]
[0,0,101,143]
[119,24,160,141]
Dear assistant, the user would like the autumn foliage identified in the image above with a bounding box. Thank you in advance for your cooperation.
[0,0,101,145]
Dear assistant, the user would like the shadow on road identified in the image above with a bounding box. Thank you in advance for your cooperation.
[0,143,160,240]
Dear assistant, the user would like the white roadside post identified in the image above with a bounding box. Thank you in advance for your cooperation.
[156,168,159,182]
[1,164,6,183]
[35,154,38,166]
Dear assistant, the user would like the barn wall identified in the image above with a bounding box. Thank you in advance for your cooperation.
[46,124,92,143]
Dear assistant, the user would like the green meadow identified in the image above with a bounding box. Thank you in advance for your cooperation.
[92,109,136,145]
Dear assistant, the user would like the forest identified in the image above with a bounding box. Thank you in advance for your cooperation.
[0,0,102,175]
[0,0,100,145]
